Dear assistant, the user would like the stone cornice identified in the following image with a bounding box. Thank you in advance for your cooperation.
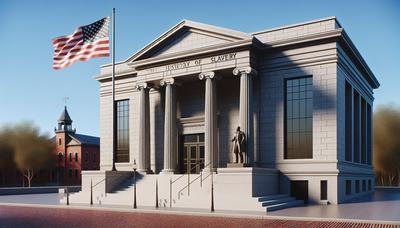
[129,39,253,69]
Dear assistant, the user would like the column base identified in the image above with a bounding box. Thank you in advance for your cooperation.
[227,163,249,168]
[160,169,175,175]
[136,169,150,174]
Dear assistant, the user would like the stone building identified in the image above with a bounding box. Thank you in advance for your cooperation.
[65,17,379,212]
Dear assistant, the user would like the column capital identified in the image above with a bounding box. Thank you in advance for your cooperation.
[233,67,257,76]
[199,71,215,80]
[135,82,150,90]
[160,78,176,86]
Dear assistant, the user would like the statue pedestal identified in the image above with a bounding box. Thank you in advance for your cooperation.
[227,163,248,168]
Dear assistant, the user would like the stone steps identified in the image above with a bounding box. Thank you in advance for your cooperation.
[265,200,304,212]
[257,194,304,212]
[261,197,296,207]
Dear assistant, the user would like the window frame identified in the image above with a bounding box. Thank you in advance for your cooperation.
[115,99,130,163]
[284,76,313,159]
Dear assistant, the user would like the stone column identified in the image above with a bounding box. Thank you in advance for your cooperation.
[199,72,218,171]
[160,78,177,174]
[233,67,257,165]
[136,82,150,173]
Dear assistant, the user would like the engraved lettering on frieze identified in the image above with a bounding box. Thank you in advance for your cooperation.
[145,52,237,74]
[210,53,237,63]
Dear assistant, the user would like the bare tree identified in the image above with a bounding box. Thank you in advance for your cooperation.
[374,105,400,186]
[8,122,55,187]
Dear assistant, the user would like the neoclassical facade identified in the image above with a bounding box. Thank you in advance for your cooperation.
[65,17,379,212]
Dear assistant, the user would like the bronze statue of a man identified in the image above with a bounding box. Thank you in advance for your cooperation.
[232,126,246,164]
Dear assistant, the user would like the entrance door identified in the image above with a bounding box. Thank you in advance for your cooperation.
[181,134,204,174]
[290,180,309,203]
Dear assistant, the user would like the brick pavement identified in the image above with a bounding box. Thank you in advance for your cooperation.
[0,205,398,228]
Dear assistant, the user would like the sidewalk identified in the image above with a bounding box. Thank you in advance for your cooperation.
[0,188,399,225]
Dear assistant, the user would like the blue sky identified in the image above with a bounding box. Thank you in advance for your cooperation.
[0,0,399,136]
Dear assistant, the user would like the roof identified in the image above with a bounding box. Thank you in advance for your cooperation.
[123,19,251,64]
[68,133,100,146]
[58,106,72,124]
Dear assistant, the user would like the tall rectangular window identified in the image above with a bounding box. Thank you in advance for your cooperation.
[361,98,366,164]
[116,100,129,162]
[285,77,313,159]
[345,81,353,161]
[353,91,360,163]
[367,103,372,165]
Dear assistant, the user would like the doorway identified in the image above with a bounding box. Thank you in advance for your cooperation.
[180,134,205,174]
[290,180,309,203]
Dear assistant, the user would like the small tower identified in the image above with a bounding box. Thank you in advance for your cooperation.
[55,106,75,133]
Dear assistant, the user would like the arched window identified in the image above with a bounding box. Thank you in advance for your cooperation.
[69,153,72,162]
[58,152,63,161]
[74,169,78,178]
[75,153,78,162]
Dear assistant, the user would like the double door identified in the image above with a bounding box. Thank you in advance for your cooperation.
[182,134,205,174]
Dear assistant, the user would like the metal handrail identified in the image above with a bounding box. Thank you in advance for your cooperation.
[171,161,204,184]
[89,177,107,205]
[177,162,211,200]
[93,178,106,188]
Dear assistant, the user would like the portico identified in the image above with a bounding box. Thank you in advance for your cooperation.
[132,61,257,174]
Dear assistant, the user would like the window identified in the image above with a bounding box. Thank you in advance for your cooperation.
[116,100,129,162]
[93,152,96,163]
[68,169,72,178]
[353,91,360,163]
[345,81,353,161]
[361,98,366,164]
[355,180,360,193]
[69,153,72,162]
[367,104,372,165]
[58,138,62,145]
[346,180,351,195]
[85,152,88,162]
[75,153,78,162]
[362,180,366,192]
[58,152,63,161]
[368,179,372,191]
[285,77,313,159]
[320,180,327,200]
[74,169,78,178]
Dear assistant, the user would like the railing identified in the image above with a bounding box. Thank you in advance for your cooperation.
[90,177,106,205]
[177,162,212,200]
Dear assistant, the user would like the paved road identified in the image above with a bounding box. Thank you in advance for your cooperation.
[0,205,398,228]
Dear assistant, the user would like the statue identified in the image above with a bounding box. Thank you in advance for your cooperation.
[231,126,246,164]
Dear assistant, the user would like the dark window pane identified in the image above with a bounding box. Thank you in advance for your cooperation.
[116,100,129,162]
[285,77,313,159]
[184,134,197,142]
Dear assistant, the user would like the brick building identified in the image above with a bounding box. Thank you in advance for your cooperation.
[52,106,100,185]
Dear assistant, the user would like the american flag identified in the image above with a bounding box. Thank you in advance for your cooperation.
[52,17,110,70]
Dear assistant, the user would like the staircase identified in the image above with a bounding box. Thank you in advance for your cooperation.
[257,194,304,212]
[61,168,305,212]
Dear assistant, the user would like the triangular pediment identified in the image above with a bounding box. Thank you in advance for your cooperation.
[127,20,251,63]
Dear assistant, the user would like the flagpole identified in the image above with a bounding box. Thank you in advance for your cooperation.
[111,7,117,171]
